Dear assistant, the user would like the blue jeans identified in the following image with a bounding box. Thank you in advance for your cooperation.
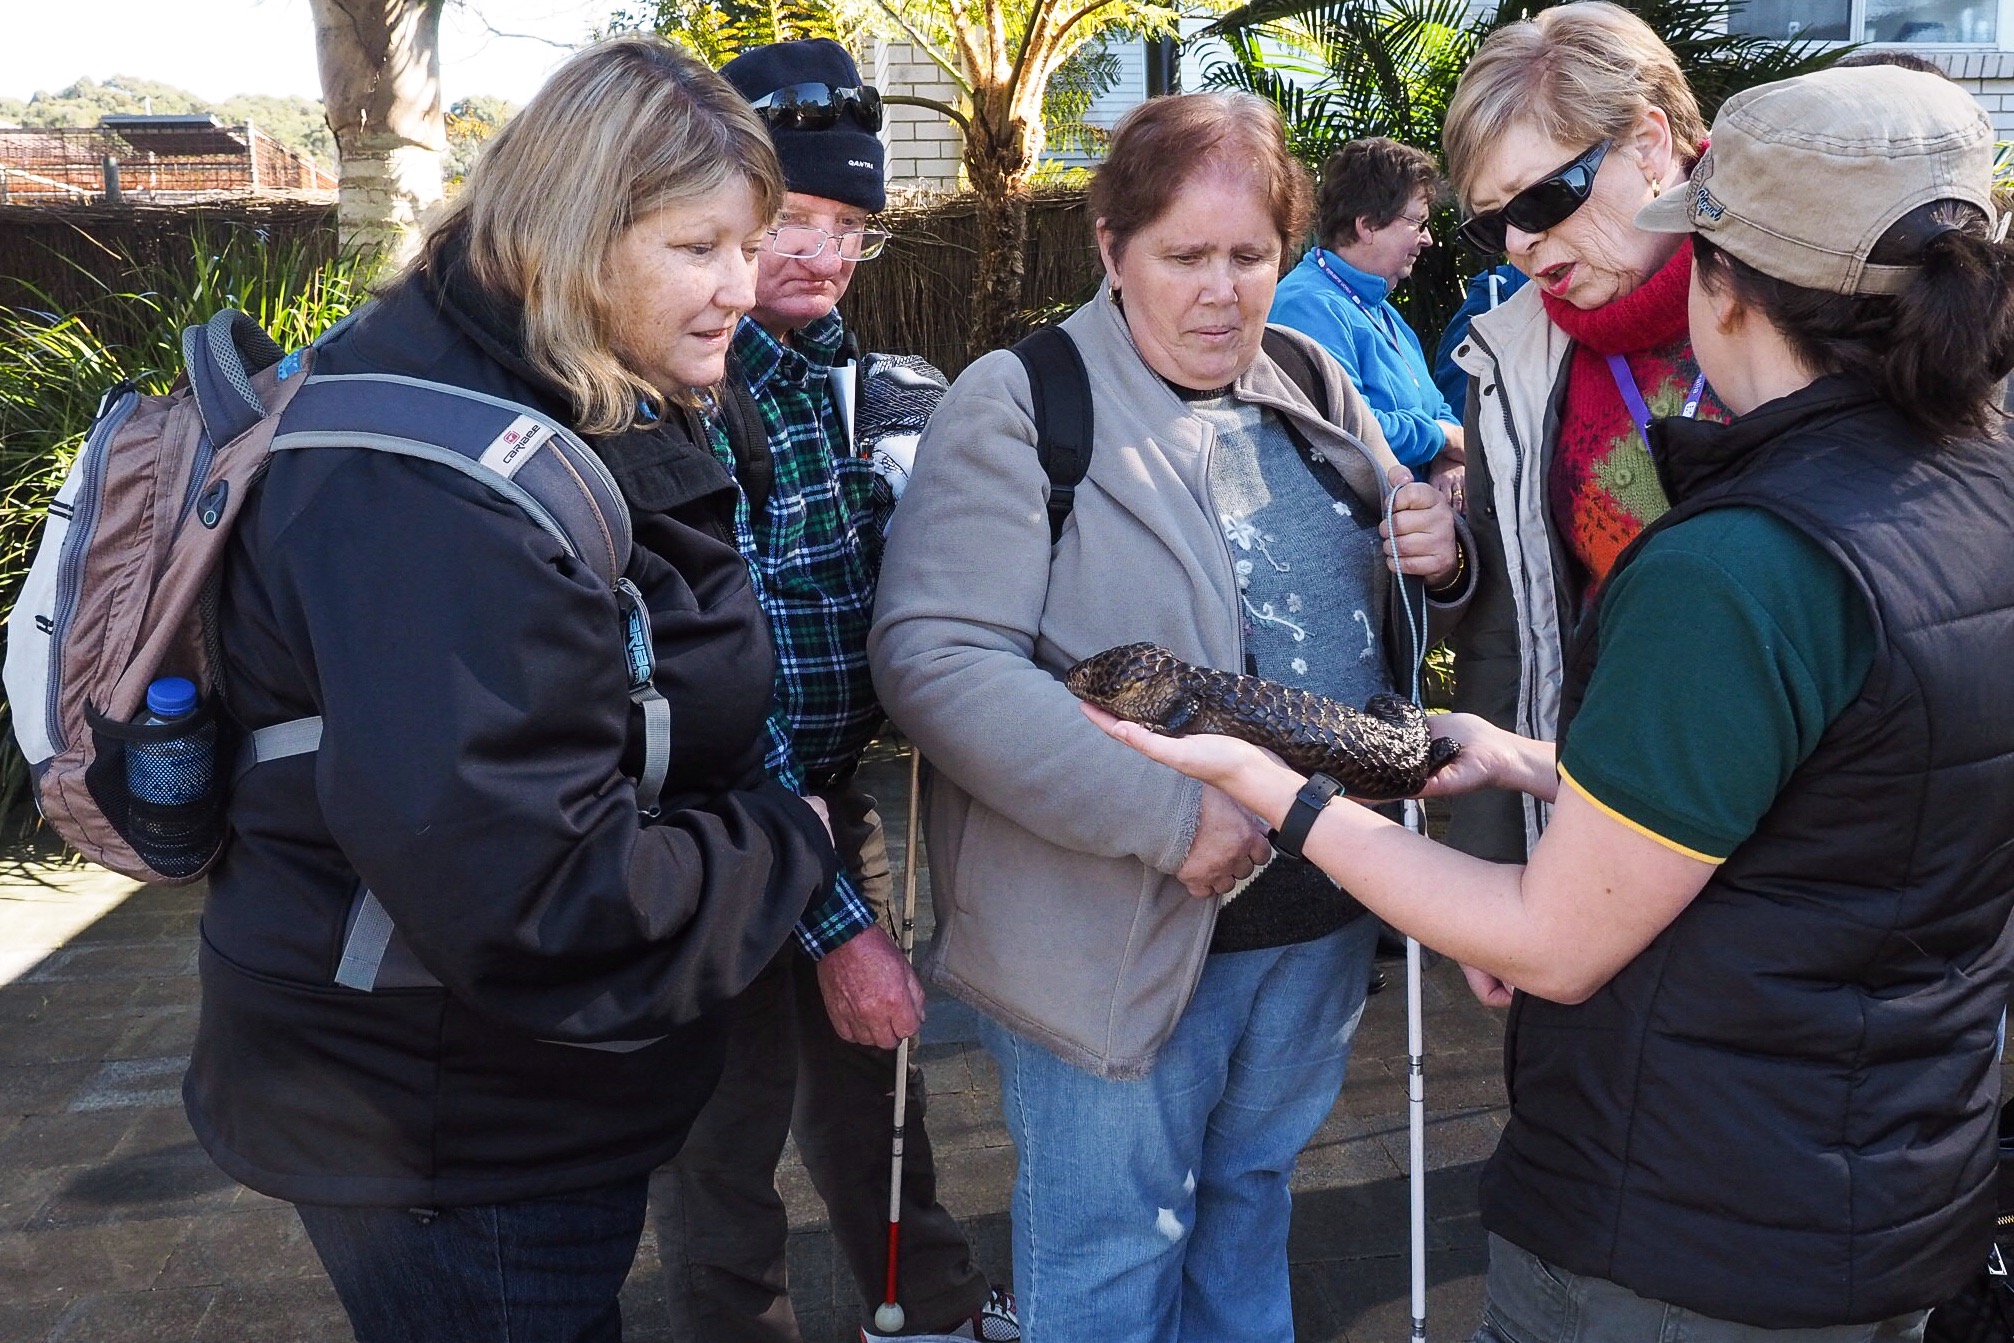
[295,1177,650,1343]
[980,916,1377,1343]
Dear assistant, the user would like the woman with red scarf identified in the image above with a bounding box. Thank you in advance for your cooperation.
[1436,1,1728,866]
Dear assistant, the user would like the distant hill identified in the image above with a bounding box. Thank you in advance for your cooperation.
[0,76,333,167]
[0,79,523,179]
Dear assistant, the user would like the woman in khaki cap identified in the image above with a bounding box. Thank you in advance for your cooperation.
[1092,64,2014,1340]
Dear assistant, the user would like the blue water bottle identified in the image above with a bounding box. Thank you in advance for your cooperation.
[125,676,219,873]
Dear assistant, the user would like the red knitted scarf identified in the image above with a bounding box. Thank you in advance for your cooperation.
[1541,238,1728,597]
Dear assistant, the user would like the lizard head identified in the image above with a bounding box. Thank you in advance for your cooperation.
[1065,643,1190,727]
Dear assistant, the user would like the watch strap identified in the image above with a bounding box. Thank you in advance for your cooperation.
[1272,773,1342,861]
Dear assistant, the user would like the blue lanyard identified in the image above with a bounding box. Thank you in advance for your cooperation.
[1603,353,1708,460]
[1312,251,1420,390]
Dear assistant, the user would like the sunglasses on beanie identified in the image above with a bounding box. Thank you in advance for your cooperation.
[1456,140,1611,256]
[747,82,884,133]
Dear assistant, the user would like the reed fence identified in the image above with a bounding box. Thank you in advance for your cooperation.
[0,190,1099,376]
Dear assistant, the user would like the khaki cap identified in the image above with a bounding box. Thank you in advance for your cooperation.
[1636,65,1996,295]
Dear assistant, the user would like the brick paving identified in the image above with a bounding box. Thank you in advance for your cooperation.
[0,746,1509,1342]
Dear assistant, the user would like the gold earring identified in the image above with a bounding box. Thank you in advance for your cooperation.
[1650,176,1662,195]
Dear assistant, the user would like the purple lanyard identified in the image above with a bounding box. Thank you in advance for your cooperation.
[1604,353,1708,458]
[1313,250,1420,390]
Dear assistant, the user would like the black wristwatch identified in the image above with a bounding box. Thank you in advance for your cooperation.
[1271,773,1342,861]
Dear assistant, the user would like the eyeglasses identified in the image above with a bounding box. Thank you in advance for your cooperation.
[1456,140,1610,256]
[765,224,892,262]
[1391,213,1432,237]
[746,82,883,133]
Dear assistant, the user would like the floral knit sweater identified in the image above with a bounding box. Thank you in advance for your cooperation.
[1541,238,1729,599]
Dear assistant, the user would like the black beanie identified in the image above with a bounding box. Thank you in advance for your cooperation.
[721,39,887,214]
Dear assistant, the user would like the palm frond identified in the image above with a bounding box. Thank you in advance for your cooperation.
[1044,38,1123,154]
[638,0,848,66]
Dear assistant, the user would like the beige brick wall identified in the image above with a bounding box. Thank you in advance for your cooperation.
[1928,51,2014,134]
[863,38,964,194]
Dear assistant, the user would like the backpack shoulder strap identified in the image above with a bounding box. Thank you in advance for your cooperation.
[269,372,668,815]
[715,371,774,514]
[183,310,287,447]
[1010,326,1093,546]
[272,372,633,589]
[1261,326,1331,420]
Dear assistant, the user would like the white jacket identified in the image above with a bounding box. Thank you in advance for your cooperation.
[1449,282,1575,858]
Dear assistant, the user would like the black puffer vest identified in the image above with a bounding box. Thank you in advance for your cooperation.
[1481,379,2014,1327]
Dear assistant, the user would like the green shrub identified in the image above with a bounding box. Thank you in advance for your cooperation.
[0,229,366,847]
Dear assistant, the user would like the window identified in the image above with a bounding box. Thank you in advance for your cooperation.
[1729,0,1998,42]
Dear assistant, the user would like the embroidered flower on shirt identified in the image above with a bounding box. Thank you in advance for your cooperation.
[1222,514,1290,572]
[1291,657,1309,676]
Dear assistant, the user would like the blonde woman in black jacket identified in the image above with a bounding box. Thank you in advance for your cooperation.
[188,38,844,1343]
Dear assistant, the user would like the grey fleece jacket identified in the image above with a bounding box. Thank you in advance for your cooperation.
[868,289,1473,1078]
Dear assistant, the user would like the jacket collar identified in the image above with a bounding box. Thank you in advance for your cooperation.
[1647,375,1885,506]
[731,308,847,397]
[422,238,571,421]
[1455,280,1561,381]
[1307,247,1391,305]
[1063,281,1396,509]
[421,226,735,515]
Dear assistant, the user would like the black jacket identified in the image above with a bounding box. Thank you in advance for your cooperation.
[183,254,836,1207]
[1485,379,2014,1326]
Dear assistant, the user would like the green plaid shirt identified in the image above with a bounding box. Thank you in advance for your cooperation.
[709,311,883,957]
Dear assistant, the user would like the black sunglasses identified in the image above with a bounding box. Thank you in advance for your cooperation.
[1456,140,1611,256]
[747,82,883,133]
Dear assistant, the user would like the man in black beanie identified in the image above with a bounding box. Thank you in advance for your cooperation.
[651,38,1017,1343]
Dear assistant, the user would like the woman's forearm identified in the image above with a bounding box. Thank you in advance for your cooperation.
[1221,746,1701,1004]
[1504,733,1560,801]
[1230,757,1551,990]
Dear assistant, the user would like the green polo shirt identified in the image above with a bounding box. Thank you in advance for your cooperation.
[1556,507,1876,863]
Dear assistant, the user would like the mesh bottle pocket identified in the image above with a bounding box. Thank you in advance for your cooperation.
[83,702,228,879]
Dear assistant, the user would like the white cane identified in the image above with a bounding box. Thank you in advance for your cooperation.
[1382,476,1433,1342]
[873,747,925,1335]
[1404,801,1429,1343]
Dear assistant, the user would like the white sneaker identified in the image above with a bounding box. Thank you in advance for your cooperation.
[860,1286,1020,1342]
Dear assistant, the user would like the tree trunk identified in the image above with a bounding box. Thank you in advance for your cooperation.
[310,0,447,271]
[965,112,1034,360]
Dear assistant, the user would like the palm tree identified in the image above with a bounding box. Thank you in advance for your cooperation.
[1202,0,1843,341]
[615,0,862,66]
[634,0,1195,357]
[862,0,1195,357]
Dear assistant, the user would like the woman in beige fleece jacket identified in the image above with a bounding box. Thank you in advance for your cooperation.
[869,93,1468,1343]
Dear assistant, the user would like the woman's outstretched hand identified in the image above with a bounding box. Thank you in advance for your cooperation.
[1082,701,1303,836]
[1085,701,1540,809]
[1084,702,1277,792]
[1417,713,1561,802]
[1416,713,1510,797]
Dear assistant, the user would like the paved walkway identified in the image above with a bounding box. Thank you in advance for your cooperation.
[0,747,1509,1342]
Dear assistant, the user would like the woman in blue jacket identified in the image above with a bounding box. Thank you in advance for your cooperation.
[1271,137,1467,507]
